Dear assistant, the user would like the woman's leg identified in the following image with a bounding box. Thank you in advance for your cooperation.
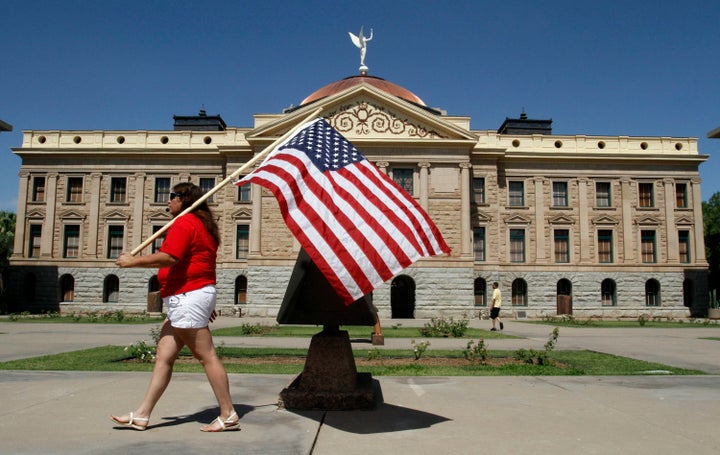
[112,320,183,427]
[175,327,236,428]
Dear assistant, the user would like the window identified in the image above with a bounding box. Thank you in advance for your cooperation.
[237,177,251,202]
[601,279,616,306]
[103,275,119,303]
[641,230,656,263]
[554,229,570,263]
[199,177,215,203]
[63,225,80,258]
[473,227,486,261]
[598,230,613,263]
[107,225,124,259]
[474,278,486,306]
[60,274,75,302]
[66,177,83,202]
[510,229,525,262]
[596,182,611,207]
[638,182,654,208]
[508,181,524,206]
[676,183,688,208]
[393,168,414,195]
[511,279,528,306]
[678,230,690,263]
[32,176,46,202]
[552,182,568,207]
[645,279,661,306]
[110,177,127,203]
[152,225,167,254]
[236,225,249,259]
[472,177,485,204]
[235,276,248,305]
[154,177,171,203]
[28,224,42,258]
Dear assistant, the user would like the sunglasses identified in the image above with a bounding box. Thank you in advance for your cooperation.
[169,192,184,201]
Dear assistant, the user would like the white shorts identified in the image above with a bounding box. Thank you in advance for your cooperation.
[163,285,217,329]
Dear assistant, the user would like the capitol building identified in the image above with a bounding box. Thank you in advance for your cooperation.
[6,69,709,319]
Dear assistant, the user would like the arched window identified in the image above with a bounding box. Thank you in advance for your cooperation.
[557,279,572,296]
[103,275,120,303]
[601,279,616,306]
[474,278,487,306]
[235,275,248,305]
[59,274,75,302]
[645,279,661,307]
[148,275,160,293]
[682,279,693,308]
[391,275,416,318]
[511,279,528,306]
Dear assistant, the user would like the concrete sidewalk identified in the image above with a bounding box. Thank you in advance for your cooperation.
[1,317,720,454]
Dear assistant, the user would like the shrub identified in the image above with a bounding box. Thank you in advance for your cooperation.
[463,338,488,365]
[514,327,559,366]
[124,340,155,363]
[411,339,431,360]
[418,317,468,337]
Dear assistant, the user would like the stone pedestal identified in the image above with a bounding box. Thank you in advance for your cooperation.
[278,328,378,410]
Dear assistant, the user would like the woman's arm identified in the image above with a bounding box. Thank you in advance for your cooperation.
[116,251,178,268]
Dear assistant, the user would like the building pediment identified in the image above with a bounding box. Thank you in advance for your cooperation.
[103,209,129,221]
[635,215,661,226]
[475,210,493,223]
[232,208,253,220]
[246,84,477,147]
[675,215,694,226]
[548,215,575,225]
[148,210,173,222]
[26,208,45,219]
[504,213,532,225]
[58,209,86,221]
[592,215,619,225]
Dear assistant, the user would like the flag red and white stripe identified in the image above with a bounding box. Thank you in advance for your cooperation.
[235,118,450,304]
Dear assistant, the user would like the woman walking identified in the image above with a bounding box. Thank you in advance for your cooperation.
[111,182,238,432]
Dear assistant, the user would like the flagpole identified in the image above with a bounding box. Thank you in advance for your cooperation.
[129,107,324,256]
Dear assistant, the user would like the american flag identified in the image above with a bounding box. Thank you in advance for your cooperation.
[235,118,450,304]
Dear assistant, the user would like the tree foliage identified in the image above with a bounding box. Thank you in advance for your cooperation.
[0,211,15,267]
[703,193,720,292]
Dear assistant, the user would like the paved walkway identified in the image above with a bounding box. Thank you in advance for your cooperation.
[1,317,720,454]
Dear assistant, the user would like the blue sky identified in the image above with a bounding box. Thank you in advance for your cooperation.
[1,0,718,212]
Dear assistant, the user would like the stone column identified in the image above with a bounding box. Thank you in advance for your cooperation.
[250,170,262,256]
[621,178,634,262]
[663,178,678,262]
[12,172,30,258]
[132,173,146,250]
[534,177,545,260]
[86,173,102,258]
[419,161,430,210]
[375,161,389,175]
[40,172,58,258]
[577,178,590,262]
[460,162,471,257]
[691,178,706,262]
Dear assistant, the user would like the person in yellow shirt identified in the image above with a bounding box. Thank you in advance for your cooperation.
[490,282,504,331]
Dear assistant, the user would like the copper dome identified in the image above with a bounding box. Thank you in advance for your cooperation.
[300,75,426,107]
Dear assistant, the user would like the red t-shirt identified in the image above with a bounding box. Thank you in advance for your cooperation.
[158,213,218,297]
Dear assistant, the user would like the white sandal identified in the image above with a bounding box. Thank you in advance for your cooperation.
[201,411,240,432]
[110,412,149,431]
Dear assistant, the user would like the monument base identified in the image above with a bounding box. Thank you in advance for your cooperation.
[278,372,377,410]
[278,328,379,410]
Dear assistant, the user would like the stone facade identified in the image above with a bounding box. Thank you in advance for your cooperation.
[5,79,710,319]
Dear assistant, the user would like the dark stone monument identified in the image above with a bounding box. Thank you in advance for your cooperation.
[277,249,380,410]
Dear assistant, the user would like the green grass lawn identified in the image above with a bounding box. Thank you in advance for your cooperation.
[212,324,515,339]
[0,346,703,376]
[522,318,720,328]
